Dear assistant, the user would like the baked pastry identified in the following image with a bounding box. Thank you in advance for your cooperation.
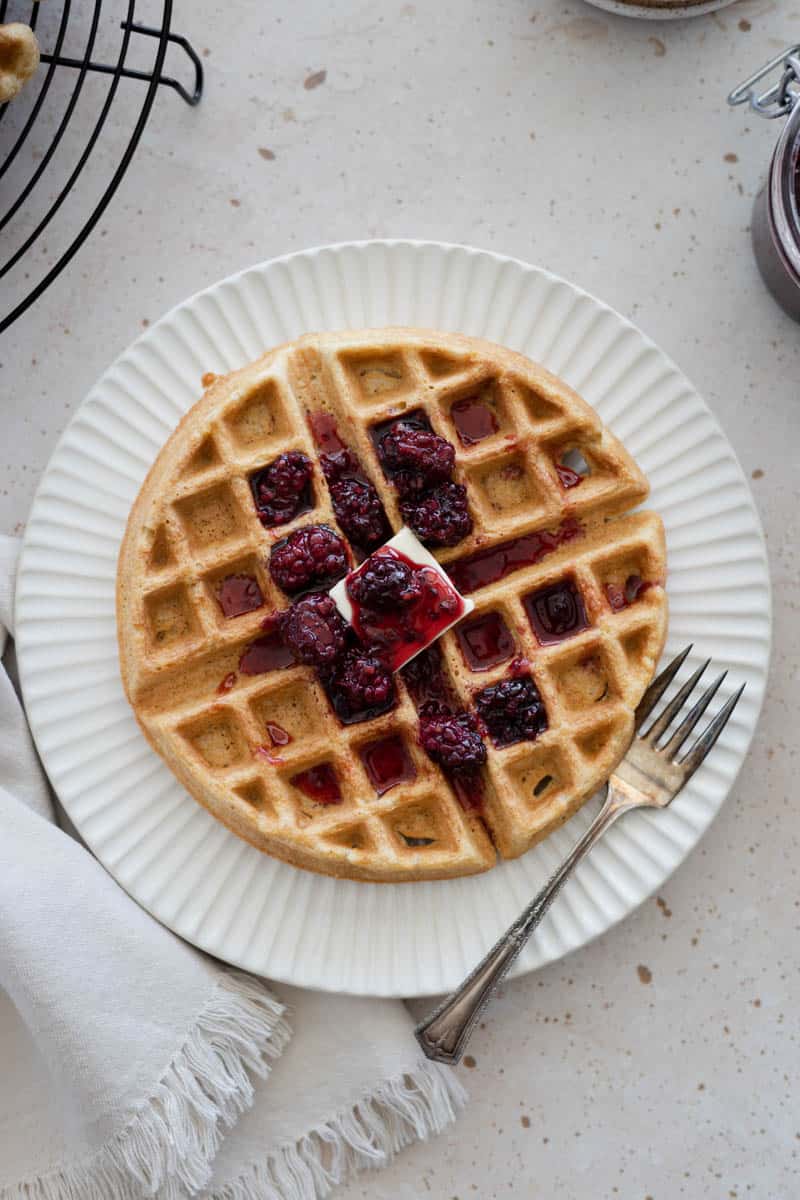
[117,329,667,881]
[0,23,40,105]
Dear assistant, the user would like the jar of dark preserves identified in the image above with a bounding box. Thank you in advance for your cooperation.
[729,46,800,321]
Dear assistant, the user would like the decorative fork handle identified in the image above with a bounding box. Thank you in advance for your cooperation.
[415,785,633,1065]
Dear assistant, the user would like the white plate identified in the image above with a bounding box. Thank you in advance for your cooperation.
[15,241,771,997]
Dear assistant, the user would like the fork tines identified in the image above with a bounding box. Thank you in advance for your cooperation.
[636,645,745,778]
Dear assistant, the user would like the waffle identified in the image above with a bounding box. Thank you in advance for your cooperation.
[117,328,667,882]
[0,23,40,104]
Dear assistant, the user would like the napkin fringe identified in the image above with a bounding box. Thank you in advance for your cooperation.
[2,970,290,1200]
[210,1058,466,1200]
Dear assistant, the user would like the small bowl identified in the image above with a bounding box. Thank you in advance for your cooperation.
[582,0,737,20]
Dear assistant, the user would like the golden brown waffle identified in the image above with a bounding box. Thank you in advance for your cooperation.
[117,329,667,882]
[0,23,40,104]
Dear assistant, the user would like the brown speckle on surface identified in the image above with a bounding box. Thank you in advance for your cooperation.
[230,198,241,208]
[657,896,672,918]
[141,318,150,328]
[752,998,761,1007]
[648,36,666,57]
[752,467,764,479]
[258,147,276,161]
[739,17,751,29]
[463,1054,477,1068]
[304,69,327,90]
[724,152,739,163]
[521,1115,531,1128]
[637,964,653,985]
[201,372,217,388]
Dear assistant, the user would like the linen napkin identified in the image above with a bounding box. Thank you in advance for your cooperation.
[0,533,465,1200]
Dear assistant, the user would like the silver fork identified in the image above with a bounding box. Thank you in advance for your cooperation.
[415,645,745,1065]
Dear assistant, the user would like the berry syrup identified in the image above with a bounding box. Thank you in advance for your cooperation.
[446,518,584,595]
[290,763,342,805]
[605,574,653,612]
[359,736,417,796]
[556,464,583,489]
[308,411,346,456]
[265,722,291,746]
[524,578,588,645]
[216,574,264,618]
[455,610,515,671]
[450,396,498,446]
[239,626,295,674]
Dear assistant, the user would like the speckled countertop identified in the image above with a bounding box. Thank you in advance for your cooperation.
[2,1,798,1196]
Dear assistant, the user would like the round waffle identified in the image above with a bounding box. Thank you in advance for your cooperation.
[117,329,667,882]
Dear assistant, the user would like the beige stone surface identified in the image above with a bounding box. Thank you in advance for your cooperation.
[2,1,797,1196]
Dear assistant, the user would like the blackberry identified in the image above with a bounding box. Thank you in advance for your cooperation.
[269,524,348,594]
[250,451,312,527]
[326,651,395,722]
[348,556,421,611]
[378,423,456,487]
[474,676,548,747]
[329,476,390,551]
[400,481,473,547]
[320,448,360,483]
[280,592,347,669]
[419,711,486,773]
[390,469,434,500]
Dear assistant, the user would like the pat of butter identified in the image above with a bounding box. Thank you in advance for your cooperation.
[329,526,474,670]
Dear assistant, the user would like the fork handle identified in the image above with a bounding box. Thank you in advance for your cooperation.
[415,787,630,1065]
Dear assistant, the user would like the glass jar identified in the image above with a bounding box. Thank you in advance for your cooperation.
[729,47,800,321]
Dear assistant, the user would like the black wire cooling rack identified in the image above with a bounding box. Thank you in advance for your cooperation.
[0,0,203,334]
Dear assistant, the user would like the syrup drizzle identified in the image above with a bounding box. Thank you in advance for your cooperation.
[556,463,583,489]
[524,578,589,645]
[239,630,295,675]
[217,671,237,694]
[216,574,264,618]
[446,518,584,595]
[455,611,515,671]
[308,411,346,456]
[359,736,416,796]
[290,763,342,805]
[605,574,653,612]
[265,721,291,746]
[450,396,498,446]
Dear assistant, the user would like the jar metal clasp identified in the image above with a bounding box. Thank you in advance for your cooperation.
[728,45,800,118]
